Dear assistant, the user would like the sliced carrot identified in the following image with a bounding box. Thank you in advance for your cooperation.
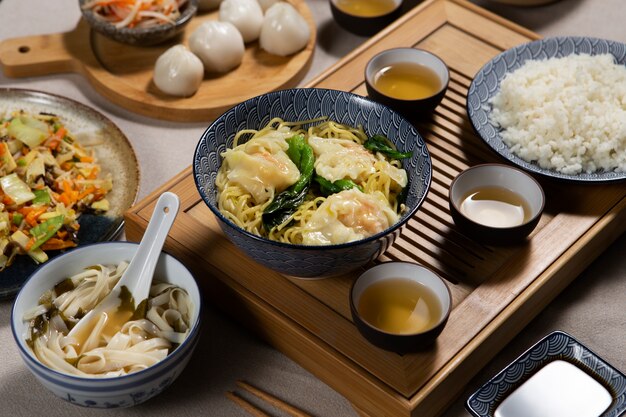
[53,127,67,140]
[47,139,61,150]
[25,237,36,251]
[80,156,94,163]
[62,179,73,192]
[77,186,96,201]
[59,193,71,207]
[17,206,32,216]
[40,238,77,251]
[88,166,100,179]
[25,207,47,227]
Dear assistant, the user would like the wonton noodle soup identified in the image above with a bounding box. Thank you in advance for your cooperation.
[216,118,410,245]
[23,262,193,378]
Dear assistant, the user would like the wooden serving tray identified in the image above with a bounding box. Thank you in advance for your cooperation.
[0,1,315,122]
[125,1,626,415]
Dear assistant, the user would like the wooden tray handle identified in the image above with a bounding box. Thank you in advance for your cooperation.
[0,21,90,79]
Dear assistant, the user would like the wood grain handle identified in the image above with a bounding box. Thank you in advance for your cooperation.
[0,21,89,78]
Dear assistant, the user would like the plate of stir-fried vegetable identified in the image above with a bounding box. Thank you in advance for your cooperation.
[0,89,139,298]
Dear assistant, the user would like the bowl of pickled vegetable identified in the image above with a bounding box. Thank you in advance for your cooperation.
[79,0,198,46]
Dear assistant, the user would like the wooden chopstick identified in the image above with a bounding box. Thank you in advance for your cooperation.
[226,391,272,417]
[226,380,314,417]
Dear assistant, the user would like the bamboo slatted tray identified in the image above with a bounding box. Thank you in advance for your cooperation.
[125,0,626,415]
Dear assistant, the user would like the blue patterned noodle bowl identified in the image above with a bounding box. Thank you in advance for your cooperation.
[193,88,432,278]
[466,331,626,417]
[466,36,626,183]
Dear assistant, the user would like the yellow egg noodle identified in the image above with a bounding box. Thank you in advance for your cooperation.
[216,117,408,245]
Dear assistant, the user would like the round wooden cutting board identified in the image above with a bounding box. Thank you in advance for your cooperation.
[0,2,316,122]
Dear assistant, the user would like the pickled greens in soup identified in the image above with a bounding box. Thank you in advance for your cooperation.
[23,262,193,377]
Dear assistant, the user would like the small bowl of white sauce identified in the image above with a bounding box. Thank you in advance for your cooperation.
[448,164,545,245]
[466,331,626,417]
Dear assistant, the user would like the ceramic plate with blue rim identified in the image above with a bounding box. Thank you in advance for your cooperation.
[466,331,626,417]
[467,36,626,183]
[0,89,140,299]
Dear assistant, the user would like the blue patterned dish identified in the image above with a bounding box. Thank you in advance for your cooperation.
[466,331,626,417]
[193,88,432,278]
[467,36,626,183]
[11,242,202,408]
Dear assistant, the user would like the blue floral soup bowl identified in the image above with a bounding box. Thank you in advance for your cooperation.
[11,242,202,408]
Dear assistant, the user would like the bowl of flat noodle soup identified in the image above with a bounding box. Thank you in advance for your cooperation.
[193,88,432,278]
[11,241,201,408]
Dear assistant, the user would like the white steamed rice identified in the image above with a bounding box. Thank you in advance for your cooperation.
[489,53,626,175]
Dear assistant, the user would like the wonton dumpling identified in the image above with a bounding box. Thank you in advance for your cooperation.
[219,0,264,43]
[308,135,408,188]
[189,21,245,73]
[302,189,399,245]
[221,131,300,203]
[198,0,222,11]
[153,45,204,97]
[259,2,309,57]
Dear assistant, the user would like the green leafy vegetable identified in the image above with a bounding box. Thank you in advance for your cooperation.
[314,174,362,196]
[32,189,51,205]
[364,134,412,160]
[29,215,64,251]
[12,213,23,226]
[262,135,315,230]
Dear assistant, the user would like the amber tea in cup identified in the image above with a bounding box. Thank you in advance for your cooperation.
[365,48,450,118]
[350,262,452,352]
[357,278,442,334]
[373,62,442,100]
[334,0,398,17]
[459,186,531,228]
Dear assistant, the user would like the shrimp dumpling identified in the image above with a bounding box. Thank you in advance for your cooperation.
[221,131,300,204]
[153,45,204,97]
[260,2,310,57]
[219,0,263,43]
[302,189,399,245]
[189,21,245,73]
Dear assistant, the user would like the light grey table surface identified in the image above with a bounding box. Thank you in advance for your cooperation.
[0,0,624,416]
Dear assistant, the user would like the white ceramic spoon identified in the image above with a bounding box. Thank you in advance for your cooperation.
[68,192,180,339]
